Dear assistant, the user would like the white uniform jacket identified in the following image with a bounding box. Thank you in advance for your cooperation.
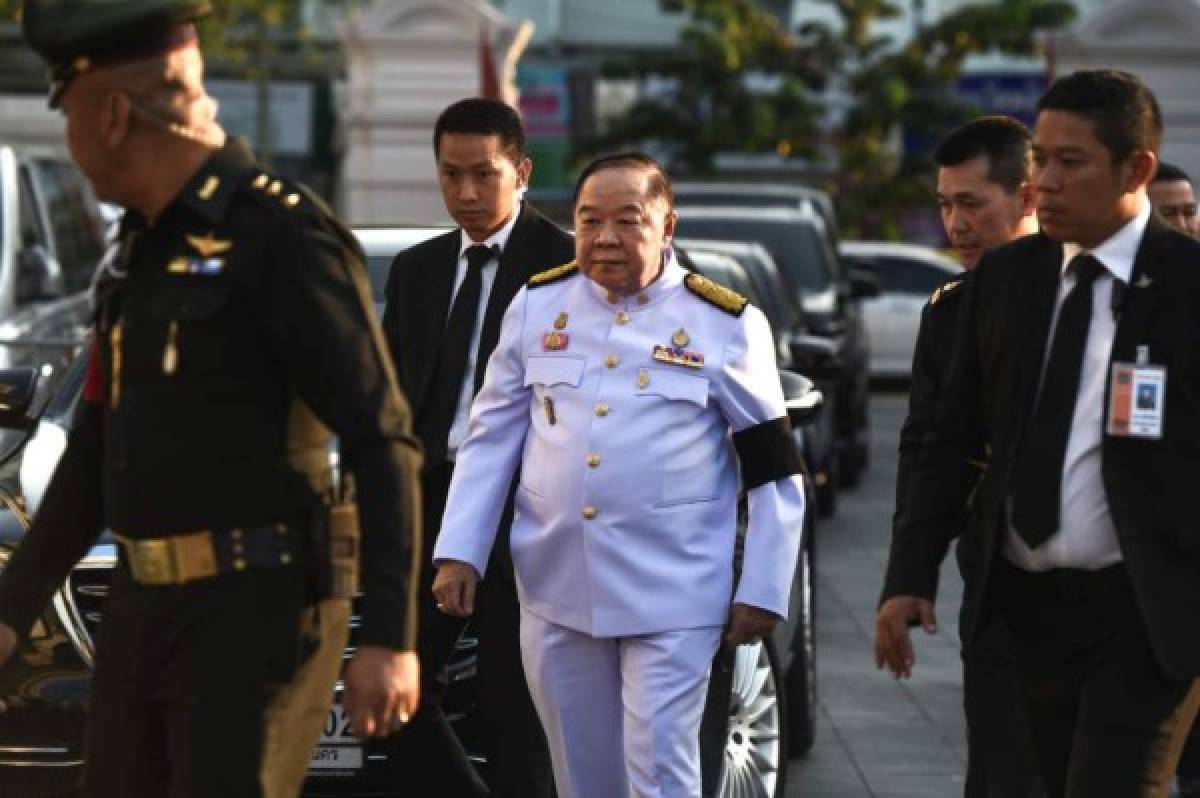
[433,254,806,637]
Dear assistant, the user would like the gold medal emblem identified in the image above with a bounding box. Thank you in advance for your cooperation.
[554,312,568,330]
[672,328,690,348]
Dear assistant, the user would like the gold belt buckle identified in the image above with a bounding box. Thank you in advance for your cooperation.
[117,532,217,585]
[122,536,175,585]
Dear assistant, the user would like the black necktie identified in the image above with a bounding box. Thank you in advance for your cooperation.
[1011,253,1106,548]
[419,244,496,464]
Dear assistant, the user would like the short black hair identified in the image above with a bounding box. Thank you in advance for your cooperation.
[1153,161,1192,186]
[433,98,526,163]
[573,152,674,210]
[934,115,1033,193]
[1037,70,1162,163]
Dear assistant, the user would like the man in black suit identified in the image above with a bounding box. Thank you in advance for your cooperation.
[879,70,1200,797]
[381,98,574,797]
[880,116,1043,798]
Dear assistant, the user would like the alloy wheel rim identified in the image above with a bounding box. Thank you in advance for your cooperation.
[717,641,780,798]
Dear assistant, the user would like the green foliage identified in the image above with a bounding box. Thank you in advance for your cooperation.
[581,0,824,175]
[801,0,1075,237]
[595,0,1075,239]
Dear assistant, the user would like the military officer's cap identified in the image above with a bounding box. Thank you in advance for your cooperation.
[22,0,212,108]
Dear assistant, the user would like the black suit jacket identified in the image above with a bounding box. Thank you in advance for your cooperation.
[888,218,1200,680]
[380,202,574,577]
[381,202,574,463]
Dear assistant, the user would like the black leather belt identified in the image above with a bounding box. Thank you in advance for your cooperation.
[115,523,295,586]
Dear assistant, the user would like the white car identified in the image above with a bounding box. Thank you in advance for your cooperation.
[841,241,963,379]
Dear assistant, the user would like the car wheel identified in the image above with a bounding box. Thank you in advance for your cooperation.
[716,638,788,798]
[787,534,817,756]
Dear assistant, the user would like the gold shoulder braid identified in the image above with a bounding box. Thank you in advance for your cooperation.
[529,261,579,288]
[929,278,963,306]
[684,273,748,317]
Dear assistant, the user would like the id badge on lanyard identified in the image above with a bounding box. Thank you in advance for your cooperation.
[1107,345,1166,440]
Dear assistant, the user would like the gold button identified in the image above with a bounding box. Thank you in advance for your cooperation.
[280,552,293,565]
[615,311,630,325]
[268,180,283,196]
[587,454,601,468]
[605,355,619,368]
[595,403,610,417]
[233,558,247,571]
[582,505,598,520]
[637,293,649,305]
[230,528,243,541]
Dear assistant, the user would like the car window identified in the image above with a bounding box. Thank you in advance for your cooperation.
[674,216,833,294]
[857,255,954,295]
[17,167,48,252]
[29,158,105,294]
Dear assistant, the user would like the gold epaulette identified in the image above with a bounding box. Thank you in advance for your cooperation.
[528,261,579,288]
[929,278,964,306]
[684,273,748,317]
[247,170,308,211]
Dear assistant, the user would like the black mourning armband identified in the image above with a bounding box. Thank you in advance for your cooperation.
[733,417,804,490]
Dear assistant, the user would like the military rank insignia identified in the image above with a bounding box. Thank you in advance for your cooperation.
[166,256,224,276]
[542,331,570,351]
[652,343,704,369]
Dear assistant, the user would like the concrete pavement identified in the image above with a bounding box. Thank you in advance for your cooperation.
[787,393,969,798]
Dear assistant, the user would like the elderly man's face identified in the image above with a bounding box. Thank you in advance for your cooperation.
[58,75,130,204]
[574,167,677,295]
[1148,178,1199,237]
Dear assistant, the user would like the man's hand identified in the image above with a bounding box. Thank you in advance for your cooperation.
[0,623,15,714]
[342,647,419,739]
[431,561,480,618]
[875,595,937,679]
[725,603,779,646]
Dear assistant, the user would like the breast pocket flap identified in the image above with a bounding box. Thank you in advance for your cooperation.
[525,355,586,388]
[636,369,709,407]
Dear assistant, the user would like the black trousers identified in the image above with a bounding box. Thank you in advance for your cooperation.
[991,558,1200,798]
[963,614,1044,797]
[83,560,343,798]
[392,461,553,798]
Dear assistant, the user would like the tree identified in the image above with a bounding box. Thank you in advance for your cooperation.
[593,0,1075,238]
[799,0,1075,237]
[581,0,824,175]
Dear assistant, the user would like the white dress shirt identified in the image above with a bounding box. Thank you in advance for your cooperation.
[445,206,521,459]
[1005,200,1150,571]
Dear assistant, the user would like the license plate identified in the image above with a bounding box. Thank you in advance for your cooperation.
[310,704,361,771]
[310,745,363,770]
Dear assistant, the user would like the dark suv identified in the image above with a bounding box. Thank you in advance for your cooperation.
[674,206,877,493]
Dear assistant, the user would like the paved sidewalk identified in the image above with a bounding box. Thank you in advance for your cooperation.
[787,393,968,798]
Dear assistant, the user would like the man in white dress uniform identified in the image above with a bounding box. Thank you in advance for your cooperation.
[432,153,806,798]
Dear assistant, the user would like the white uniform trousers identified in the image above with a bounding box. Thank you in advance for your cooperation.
[519,607,723,798]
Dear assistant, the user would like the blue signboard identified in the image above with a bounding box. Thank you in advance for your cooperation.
[954,71,1047,127]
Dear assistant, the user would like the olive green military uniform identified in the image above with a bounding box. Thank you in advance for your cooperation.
[0,4,424,796]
